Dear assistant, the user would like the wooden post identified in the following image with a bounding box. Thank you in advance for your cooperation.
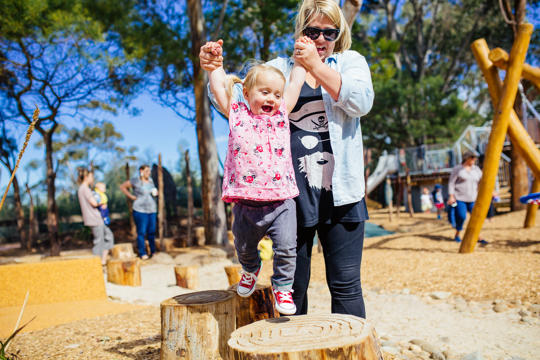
[396,175,402,218]
[125,163,137,239]
[161,290,235,360]
[228,314,383,359]
[224,264,242,286]
[111,243,136,259]
[489,47,540,90]
[524,178,540,228]
[185,150,194,247]
[472,39,540,183]
[174,265,199,289]
[194,226,205,246]
[158,154,165,250]
[106,258,141,286]
[228,284,279,328]
[406,170,414,217]
[462,24,534,253]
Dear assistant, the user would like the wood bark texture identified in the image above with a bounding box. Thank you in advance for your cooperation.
[228,314,383,360]
[224,264,242,286]
[194,226,205,246]
[161,290,236,360]
[228,284,279,328]
[524,178,540,228]
[106,258,141,286]
[174,265,199,289]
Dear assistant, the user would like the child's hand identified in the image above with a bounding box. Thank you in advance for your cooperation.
[293,36,318,69]
[200,39,224,71]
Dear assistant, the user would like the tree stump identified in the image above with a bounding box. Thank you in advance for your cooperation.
[106,258,141,286]
[228,314,383,360]
[174,265,199,289]
[110,243,135,259]
[161,290,236,360]
[224,264,242,286]
[228,284,279,328]
[194,226,205,246]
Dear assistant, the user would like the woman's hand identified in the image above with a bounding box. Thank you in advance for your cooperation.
[293,36,320,72]
[447,194,456,206]
[200,40,224,71]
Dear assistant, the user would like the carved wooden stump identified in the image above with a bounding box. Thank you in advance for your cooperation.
[106,258,141,286]
[228,314,383,360]
[161,290,236,360]
[194,226,205,246]
[228,284,279,328]
[174,265,199,289]
[224,264,242,286]
[110,243,135,259]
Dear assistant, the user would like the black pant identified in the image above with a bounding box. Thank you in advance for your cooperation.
[292,222,366,318]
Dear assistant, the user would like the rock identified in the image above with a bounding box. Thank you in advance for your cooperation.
[409,339,444,359]
[382,345,400,355]
[430,291,451,300]
[493,303,507,313]
[517,309,530,317]
[443,349,458,360]
[409,344,423,353]
[520,315,535,324]
[461,351,483,360]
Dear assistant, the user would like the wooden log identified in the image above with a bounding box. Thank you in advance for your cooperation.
[106,258,141,286]
[462,24,534,253]
[524,178,540,228]
[161,290,236,360]
[194,226,205,246]
[489,47,540,90]
[110,243,135,259]
[224,264,242,286]
[228,284,279,328]
[174,265,199,289]
[227,314,383,359]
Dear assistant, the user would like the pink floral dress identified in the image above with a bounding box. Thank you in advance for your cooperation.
[222,101,299,202]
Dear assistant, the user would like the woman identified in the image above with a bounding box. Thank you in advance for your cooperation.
[77,168,114,265]
[448,151,488,244]
[200,0,374,318]
[120,165,158,260]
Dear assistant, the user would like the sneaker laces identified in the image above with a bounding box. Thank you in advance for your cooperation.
[275,290,294,304]
[239,272,255,287]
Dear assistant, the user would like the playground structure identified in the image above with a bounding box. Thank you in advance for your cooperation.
[367,23,539,253]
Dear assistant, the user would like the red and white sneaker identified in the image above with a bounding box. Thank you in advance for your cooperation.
[236,263,262,297]
[273,288,296,315]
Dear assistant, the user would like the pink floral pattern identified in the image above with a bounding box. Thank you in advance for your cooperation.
[222,102,299,202]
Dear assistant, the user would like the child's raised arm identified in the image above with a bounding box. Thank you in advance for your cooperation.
[284,37,314,113]
[200,40,231,115]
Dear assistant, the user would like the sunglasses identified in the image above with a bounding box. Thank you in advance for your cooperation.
[303,27,340,41]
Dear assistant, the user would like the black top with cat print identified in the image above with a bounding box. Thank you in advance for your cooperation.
[289,82,367,227]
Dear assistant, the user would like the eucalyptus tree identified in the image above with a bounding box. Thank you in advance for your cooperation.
[0,0,141,255]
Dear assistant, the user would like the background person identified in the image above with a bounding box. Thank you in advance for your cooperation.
[201,0,374,318]
[77,168,114,265]
[120,165,158,260]
[448,151,488,244]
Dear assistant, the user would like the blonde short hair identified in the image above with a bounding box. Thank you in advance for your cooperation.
[227,64,286,97]
[294,0,352,53]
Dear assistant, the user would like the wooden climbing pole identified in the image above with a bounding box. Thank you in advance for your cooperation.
[461,24,534,253]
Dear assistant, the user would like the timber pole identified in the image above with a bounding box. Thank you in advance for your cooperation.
[471,39,540,180]
[489,47,540,90]
[461,24,533,253]
[524,178,540,228]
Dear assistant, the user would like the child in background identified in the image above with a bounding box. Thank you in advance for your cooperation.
[203,37,313,315]
[421,187,433,213]
[94,182,111,226]
[432,184,445,219]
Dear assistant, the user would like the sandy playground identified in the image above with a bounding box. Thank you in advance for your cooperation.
[2,208,539,359]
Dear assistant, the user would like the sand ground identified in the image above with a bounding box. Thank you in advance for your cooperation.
[3,208,540,359]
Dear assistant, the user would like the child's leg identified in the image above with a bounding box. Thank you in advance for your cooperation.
[266,199,297,291]
[232,203,266,273]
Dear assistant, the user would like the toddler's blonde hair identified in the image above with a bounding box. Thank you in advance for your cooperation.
[226,64,286,99]
[95,182,106,192]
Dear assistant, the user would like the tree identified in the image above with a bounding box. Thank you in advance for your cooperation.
[0,0,140,255]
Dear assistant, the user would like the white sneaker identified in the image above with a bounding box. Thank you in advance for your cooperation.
[237,263,262,297]
[273,288,296,315]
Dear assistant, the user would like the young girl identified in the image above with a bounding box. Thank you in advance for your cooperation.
[205,38,313,315]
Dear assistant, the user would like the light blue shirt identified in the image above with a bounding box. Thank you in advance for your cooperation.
[210,50,374,206]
